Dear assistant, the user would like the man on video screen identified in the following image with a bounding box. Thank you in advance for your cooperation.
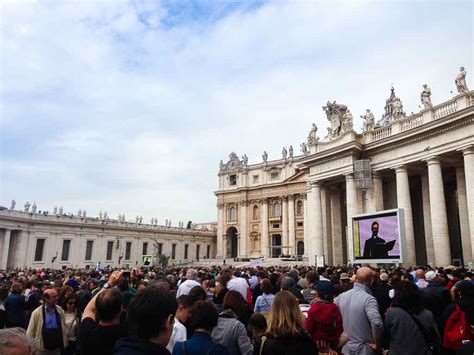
[363,221,389,258]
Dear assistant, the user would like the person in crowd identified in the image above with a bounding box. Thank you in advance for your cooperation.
[306,280,343,355]
[79,272,127,355]
[302,271,319,303]
[254,290,318,354]
[335,267,383,355]
[5,283,26,328]
[114,286,178,355]
[420,270,451,325]
[248,313,267,346]
[334,273,352,296]
[212,291,253,355]
[371,272,392,321]
[177,269,201,297]
[25,281,43,325]
[287,269,302,290]
[254,279,274,313]
[63,294,79,355]
[167,295,192,352]
[280,277,305,304]
[268,273,280,294]
[251,272,267,306]
[27,288,68,355]
[0,287,8,329]
[384,281,440,354]
[58,286,74,309]
[214,272,232,312]
[415,269,429,289]
[173,300,228,355]
[0,327,36,355]
[227,272,249,300]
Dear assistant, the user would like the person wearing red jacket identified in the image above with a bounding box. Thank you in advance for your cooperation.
[305,281,344,355]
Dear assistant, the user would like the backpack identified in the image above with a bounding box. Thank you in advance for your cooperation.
[443,304,472,350]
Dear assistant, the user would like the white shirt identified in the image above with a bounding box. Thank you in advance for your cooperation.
[177,279,201,298]
[166,318,187,352]
[416,279,429,289]
[227,277,249,299]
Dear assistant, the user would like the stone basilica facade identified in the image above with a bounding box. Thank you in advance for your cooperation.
[216,72,474,266]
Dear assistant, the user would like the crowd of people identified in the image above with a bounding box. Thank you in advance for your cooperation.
[0,263,473,355]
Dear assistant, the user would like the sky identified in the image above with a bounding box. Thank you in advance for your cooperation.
[0,0,472,225]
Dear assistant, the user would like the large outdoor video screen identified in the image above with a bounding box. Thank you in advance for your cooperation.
[352,209,404,264]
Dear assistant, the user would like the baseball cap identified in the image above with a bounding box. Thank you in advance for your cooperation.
[425,270,437,282]
[340,273,349,280]
[312,280,335,297]
[380,273,389,282]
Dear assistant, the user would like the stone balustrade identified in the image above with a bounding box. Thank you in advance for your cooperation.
[369,91,472,143]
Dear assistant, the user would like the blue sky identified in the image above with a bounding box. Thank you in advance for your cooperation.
[0,0,472,224]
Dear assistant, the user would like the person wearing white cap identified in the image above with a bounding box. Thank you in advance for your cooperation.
[420,270,450,324]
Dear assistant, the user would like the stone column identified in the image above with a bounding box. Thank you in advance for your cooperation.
[394,165,416,265]
[239,201,248,258]
[282,196,289,255]
[309,181,324,263]
[421,174,435,265]
[456,167,471,262]
[1,229,11,270]
[367,171,384,211]
[303,193,309,259]
[305,184,313,260]
[330,187,343,265]
[288,195,295,256]
[321,187,332,265]
[261,198,269,258]
[461,147,474,262]
[216,203,225,258]
[345,174,358,263]
[426,157,451,266]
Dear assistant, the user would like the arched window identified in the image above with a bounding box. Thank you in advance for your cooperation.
[229,206,237,222]
[253,205,259,220]
[296,200,303,216]
[273,202,281,217]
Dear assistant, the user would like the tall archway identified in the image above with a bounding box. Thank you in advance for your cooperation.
[226,227,238,258]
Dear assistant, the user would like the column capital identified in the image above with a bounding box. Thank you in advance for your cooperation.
[217,201,225,208]
[344,173,354,181]
[260,197,269,205]
[281,195,288,202]
[372,171,382,179]
[239,200,249,207]
[392,165,408,173]
[423,156,442,165]
[301,193,307,200]
[457,145,474,156]
[309,180,321,187]
[288,194,295,201]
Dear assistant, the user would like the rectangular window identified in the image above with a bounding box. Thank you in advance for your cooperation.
[270,171,279,180]
[85,240,94,261]
[125,242,132,260]
[106,241,114,260]
[184,244,189,259]
[253,175,259,183]
[196,244,200,260]
[34,239,45,261]
[230,174,237,186]
[61,240,71,261]
[157,243,163,255]
[142,242,148,256]
[206,245,211,259]
[297,221,304,227]
[172,244,176,260]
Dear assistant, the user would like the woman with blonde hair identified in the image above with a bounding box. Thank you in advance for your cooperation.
[254,291,318,355]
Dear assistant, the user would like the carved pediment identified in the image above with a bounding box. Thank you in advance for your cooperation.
[283,170,308,183]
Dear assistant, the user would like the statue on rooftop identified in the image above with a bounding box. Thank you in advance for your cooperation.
[282,147,287,160]
[59,206,63,215]
[300,142,309,155]
[10,200,15,210]
[54,206,58,215]
[24,201,30,212]
[103,211,108,220]
[289,145,293,158]
[242,154,248,165]
[361,109,375,132]
[262,151,268,163]
[376,87,406,127]
[99,211,103,220]
[32,202,37,213]
[342,109,354,132]
[420,84,433,109]
[323,101,348,138]
[78,209,82,217]
[307,123,319,145]
[219,160,224,171]
[83,210,86,218]
[455,66,469,94]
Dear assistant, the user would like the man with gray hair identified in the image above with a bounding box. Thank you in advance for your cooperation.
[0,327,36,355]
[177,268,200,298]
[335,267,383,354]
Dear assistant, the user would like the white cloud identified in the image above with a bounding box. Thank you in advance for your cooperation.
[0,0,472,223]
